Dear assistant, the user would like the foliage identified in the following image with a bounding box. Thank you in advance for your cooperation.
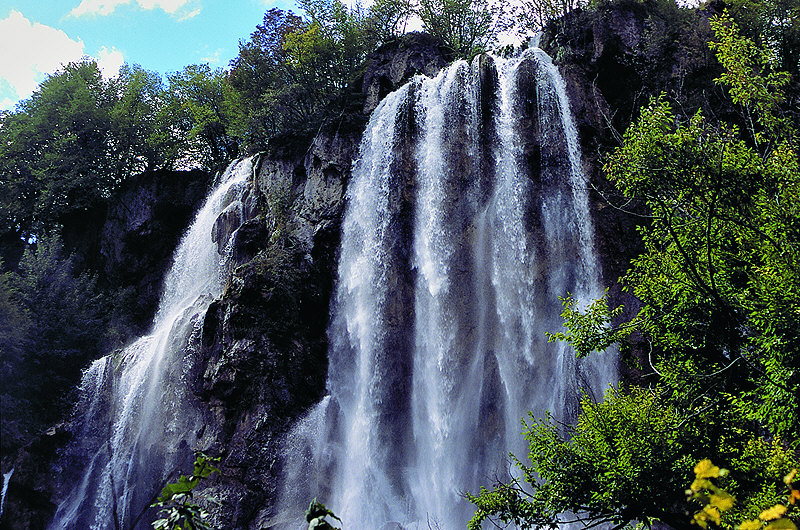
[305,499,341,530]
[721,0,800,78]
[165,64,240,171]
[546,290,632,358]
[228,0,383,151]
[468,387,713,529]
[687,459,799,530]
[0,60,113,239]
[107,64,176,175]
[367,0,415,41]
[0,58,239,242]
[151,453,221,530]
[565,12,800,438]
[417,0,506,58]
[516,0,587,31]
[0,235,108,437]
[709,13,791,144]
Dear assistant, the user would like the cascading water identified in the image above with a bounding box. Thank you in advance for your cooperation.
[49,158,252,530]
[0,468,12,520]
[275,47,617,528]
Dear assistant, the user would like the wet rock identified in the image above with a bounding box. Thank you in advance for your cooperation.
[361,32,452,114]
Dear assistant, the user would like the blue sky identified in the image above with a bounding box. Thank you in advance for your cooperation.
[0,0,296,110]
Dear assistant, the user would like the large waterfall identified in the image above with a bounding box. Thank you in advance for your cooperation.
[274,47,617,528]
[49,159,252,530]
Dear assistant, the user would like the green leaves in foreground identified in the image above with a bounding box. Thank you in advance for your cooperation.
[305,498,342,530]
[151,453,221,530]
[687,460,799,530]
[546,290,632,358]
[468,387,702,530]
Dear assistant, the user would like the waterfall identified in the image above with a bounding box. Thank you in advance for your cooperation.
[274,47,617,528]
[49,158,252,530]
[0,468,12,520]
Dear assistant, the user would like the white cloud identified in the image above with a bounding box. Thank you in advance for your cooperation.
[0,10,85,108]
[70,0,132,17]
[137,0,192,14]
[178,7,202,21]
[97,46,125,78]
[199,48,222,64]
[69,0,198,17]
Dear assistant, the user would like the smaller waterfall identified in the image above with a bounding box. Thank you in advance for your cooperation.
[0,467,13,519]
[50,158,253,530]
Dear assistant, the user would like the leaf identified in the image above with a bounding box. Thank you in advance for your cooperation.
[765,520,797,530]
[784,469,797,485]
[788,488,800,506]
[710,491,735,512]
[704,505,722,525]
[691,478,714,492]
[759,505,787,521]
[739,520,762,530]
[695,460,725,479]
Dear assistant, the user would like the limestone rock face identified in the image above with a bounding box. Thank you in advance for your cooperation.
[361,32,452,114]
[100,168,210,330]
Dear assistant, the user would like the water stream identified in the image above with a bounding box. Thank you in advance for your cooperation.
[49,158,252,530]
[275,47,617,529]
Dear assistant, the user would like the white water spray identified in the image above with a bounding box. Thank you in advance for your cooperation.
[275,47,617,529]
[50,158,253,530]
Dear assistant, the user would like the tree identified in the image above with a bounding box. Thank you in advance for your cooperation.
[0,60,113,239]
[0,257,31,452]
[367,0,415,41]
[418,0,506,57]
[4,235,108,431]
[165,64,240,171]
[515,0,586,31]
[227,0,381,150]
[468,387,799,530]
[228,9,306,147]
[107,64,178,175]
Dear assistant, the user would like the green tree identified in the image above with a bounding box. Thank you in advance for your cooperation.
[0,257,31,452]
[228,0,380,149]
[367,0,415,41]
[0,60,113,239]
[515,0,586,31]
[107,64,178,175]
[228,8,306,147]
[418,0,506,57]
[6,235,107,430]
[165,64,240,171]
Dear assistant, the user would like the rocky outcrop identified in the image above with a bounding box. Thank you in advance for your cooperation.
[190,33,452,528]
[100,168,210,331]
[361,32,453,114]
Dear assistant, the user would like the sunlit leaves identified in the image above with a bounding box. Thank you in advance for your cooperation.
[689,460,799,530]
[151,453,221,530]
[546,290,631,358]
